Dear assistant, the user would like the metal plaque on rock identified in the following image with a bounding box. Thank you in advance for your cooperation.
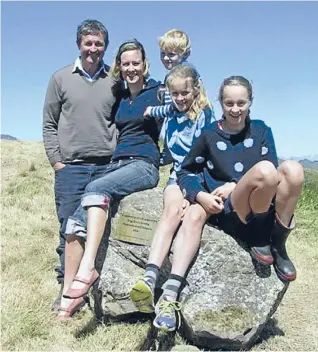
[114,212,158,246]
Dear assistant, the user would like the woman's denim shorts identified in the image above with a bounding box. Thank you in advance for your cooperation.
[65,158,159,240]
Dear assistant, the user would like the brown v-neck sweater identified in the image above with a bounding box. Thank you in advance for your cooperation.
[43,64,122,166]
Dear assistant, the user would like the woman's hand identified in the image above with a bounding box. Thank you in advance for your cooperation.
[196,192,224,214]
[211,182,236,200]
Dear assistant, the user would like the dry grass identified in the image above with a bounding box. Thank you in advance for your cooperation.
[1,140,318,351]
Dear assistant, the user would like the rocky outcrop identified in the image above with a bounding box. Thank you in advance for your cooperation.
[92,188,287,350]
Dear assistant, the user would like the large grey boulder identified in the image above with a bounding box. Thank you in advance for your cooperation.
[93,188,287,350]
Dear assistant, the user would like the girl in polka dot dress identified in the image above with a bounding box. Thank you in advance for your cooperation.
[130,65,214,331]
[177,75,303,285]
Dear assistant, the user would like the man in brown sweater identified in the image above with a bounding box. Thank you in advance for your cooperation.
[43,19,122,311]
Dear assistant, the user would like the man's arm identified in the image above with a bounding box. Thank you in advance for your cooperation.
[42,75,63,168]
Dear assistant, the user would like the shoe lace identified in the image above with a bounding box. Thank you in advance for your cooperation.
[158,299,182,326]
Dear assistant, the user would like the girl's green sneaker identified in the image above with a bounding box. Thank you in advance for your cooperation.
[129,278,155,313]
[153,296,182,332]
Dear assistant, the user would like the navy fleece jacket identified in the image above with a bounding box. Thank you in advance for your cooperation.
[112,79,163,168]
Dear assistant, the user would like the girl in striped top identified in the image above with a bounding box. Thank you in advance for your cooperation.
[130,64,214,332]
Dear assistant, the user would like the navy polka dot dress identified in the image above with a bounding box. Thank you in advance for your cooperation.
[177,119,278,203]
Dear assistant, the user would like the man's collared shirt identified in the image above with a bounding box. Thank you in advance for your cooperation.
[72,57,107,82]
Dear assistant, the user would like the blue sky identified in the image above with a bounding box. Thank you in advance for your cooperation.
[1,1,318,158]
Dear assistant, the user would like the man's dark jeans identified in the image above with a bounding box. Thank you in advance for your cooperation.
[54,163,109,284]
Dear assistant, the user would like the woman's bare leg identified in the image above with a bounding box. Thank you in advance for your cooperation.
[68,206,108,290]
[57,234,85,315]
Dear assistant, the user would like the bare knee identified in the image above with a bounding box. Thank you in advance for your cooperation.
[162,204,182,223]
[183,206,207,229]
[278,160,304,187]
[253,161,278,188]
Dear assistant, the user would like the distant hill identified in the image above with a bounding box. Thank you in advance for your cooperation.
[1,134,18,141]
[279,157,318,171]
[290,154,318,162]
[298,159,318,171]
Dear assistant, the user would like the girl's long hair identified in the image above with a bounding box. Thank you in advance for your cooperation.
[165,65,211,121]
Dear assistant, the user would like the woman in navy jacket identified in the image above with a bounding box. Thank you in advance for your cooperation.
[56,40,163,319]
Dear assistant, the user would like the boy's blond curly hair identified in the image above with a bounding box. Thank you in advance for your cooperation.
[159,29,191,59]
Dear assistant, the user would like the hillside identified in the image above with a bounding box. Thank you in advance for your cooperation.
[1,134,18,141]
[1,140,318,351]
[298,159,318,171]
[1,137,316,170]
[279,157,318,171]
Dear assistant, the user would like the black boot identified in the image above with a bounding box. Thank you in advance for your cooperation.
[271,213,296,282]
[247,211,275,266]
[250,245,273,265]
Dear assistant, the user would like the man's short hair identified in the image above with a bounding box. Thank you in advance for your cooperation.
[76,19,109,48]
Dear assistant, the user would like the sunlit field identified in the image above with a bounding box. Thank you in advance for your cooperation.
[1,140,317,351]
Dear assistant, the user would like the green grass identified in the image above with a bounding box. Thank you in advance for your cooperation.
[297,169,318,211]
[1,140,318,351]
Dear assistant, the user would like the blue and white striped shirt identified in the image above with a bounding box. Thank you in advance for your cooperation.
[165,107,215,180]
[148,61,200,120]
[148,61,201,146]
[149,91,174,118]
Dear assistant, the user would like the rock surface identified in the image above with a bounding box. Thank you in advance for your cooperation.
[93,188,287,350]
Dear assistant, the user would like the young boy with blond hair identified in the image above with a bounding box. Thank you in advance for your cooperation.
[144,29,201,165]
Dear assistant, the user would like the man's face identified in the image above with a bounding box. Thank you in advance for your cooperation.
[79,33,106,66]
